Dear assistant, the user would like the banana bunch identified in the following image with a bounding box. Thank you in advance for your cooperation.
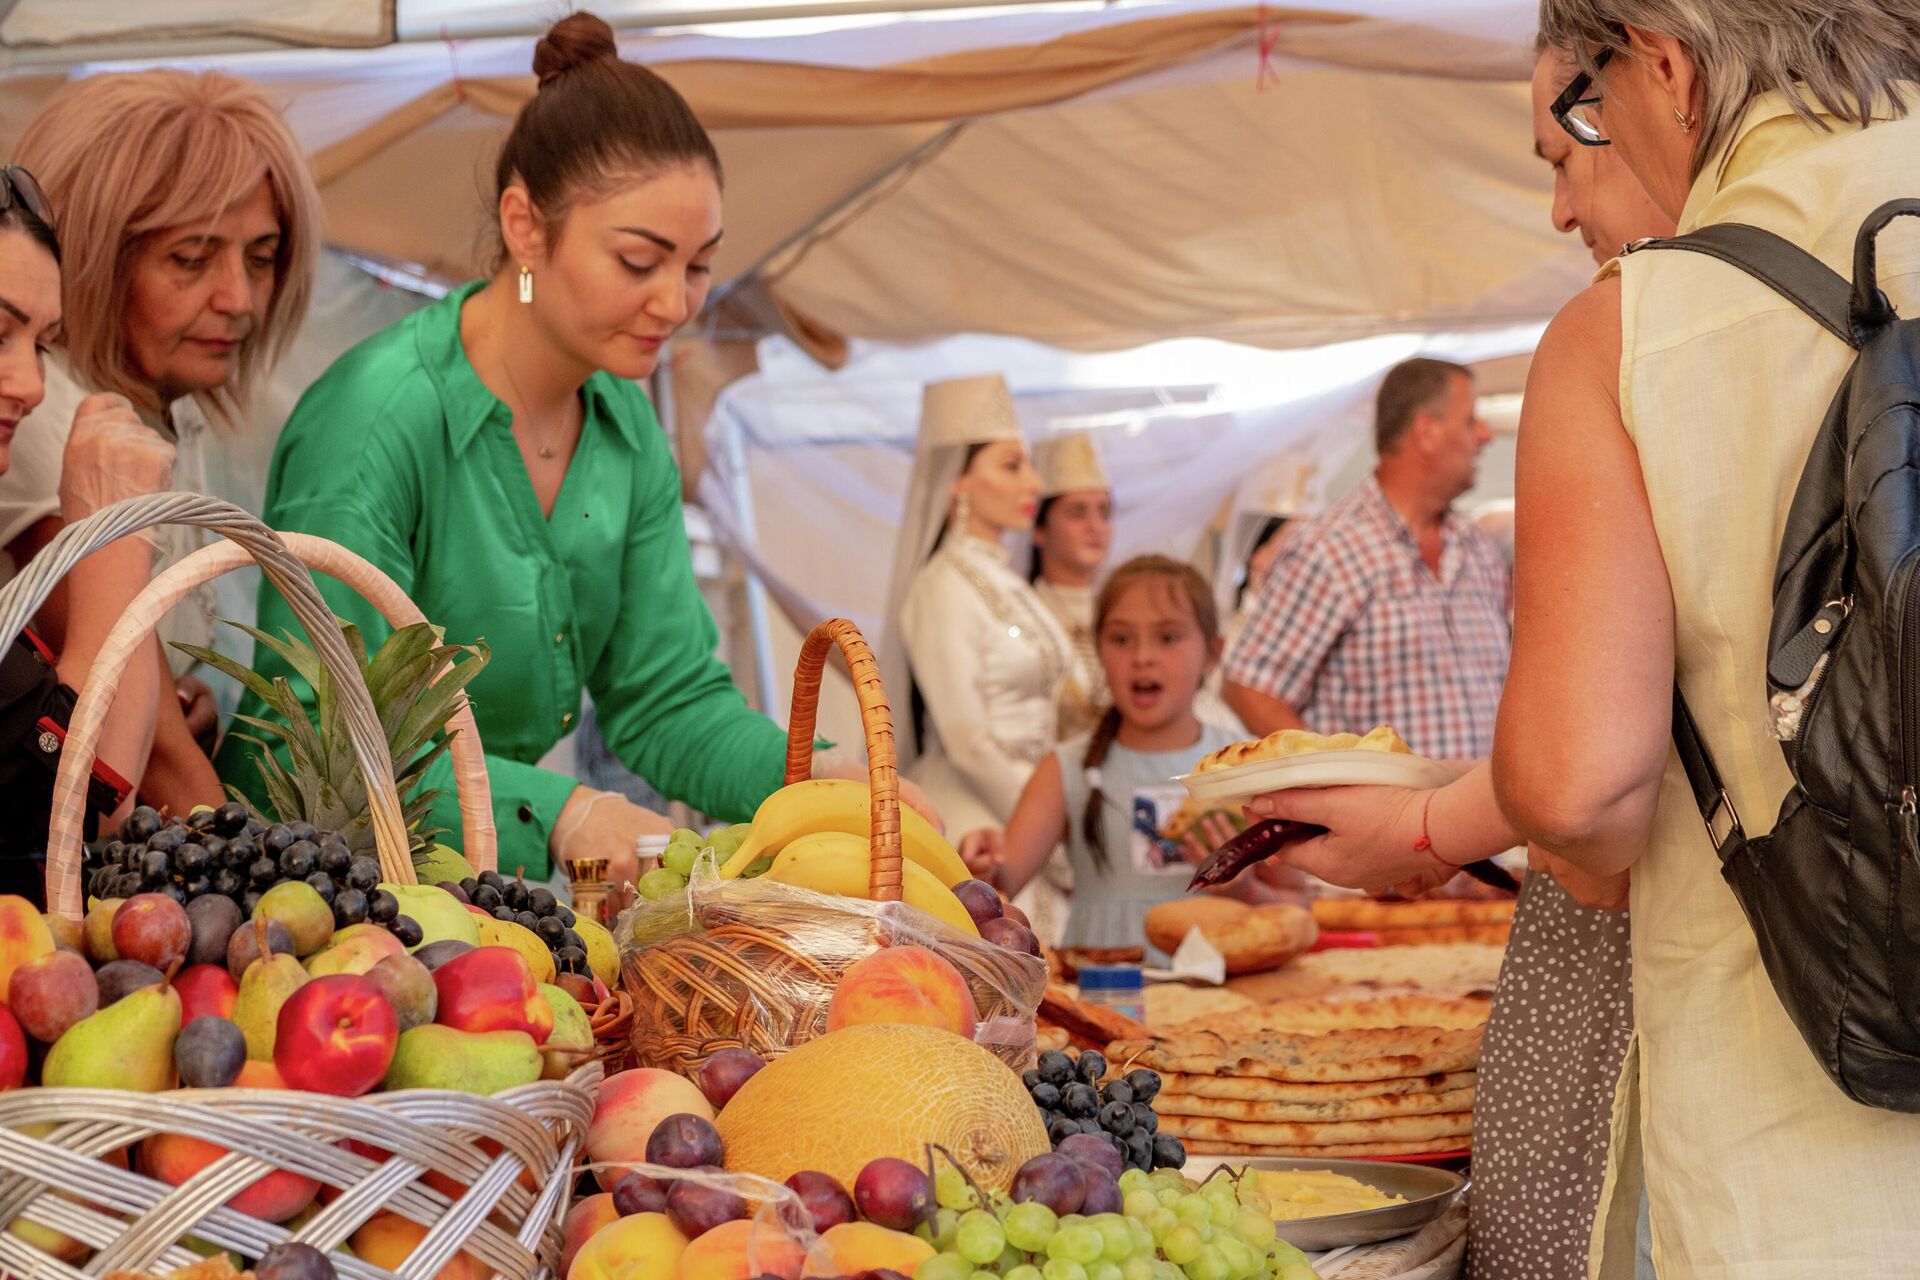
[719,778,973,887]
[763,832,980,936]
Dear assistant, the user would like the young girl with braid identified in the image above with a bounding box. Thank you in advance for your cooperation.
[962,556,1294,960]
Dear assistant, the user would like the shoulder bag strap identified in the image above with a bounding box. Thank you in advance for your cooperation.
[1626,223,1859,348]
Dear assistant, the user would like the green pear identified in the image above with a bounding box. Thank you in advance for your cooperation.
[412,845,475,888]
[43,976,180,1091]
[234,952,308,1061]
[537,984,593,1081]
[383,1025,541,1094]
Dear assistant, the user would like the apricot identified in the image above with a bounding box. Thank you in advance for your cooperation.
[562,1194,620,1276]
[351,1211,484,1280]
[585,1067,713,1187]
[799,1221,935,1278]
[0,896,54,995]
[680,1218,807,1280]
[567,1211,687,1280]
[825,945,978,1037]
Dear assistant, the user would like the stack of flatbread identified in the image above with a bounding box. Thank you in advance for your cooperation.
[1311,897,1516,947]
[1109,993,1490,1158]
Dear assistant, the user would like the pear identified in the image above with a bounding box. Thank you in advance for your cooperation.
[234,952,309,1061]
[43,970,181,1091]
[383,1025,541,1095]
[538,984,594,1081]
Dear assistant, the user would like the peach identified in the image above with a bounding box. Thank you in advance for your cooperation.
[825,945,977,1037]
[567,1211,687,1280]
[680,1218,807,1280]
[141,1131,319,1223]
[799,1222,934,1278]
[142,1059,318,1221]
[561,1193,619,1276]
[586,1068,714,1187]
[352,1211,484,1280]
[0,896,54,996]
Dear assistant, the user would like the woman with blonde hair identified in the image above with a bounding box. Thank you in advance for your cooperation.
[1488,1,1920,1273]
[0,69,321,807]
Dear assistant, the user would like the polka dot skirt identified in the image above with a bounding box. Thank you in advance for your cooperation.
[1466,873,1634,1280]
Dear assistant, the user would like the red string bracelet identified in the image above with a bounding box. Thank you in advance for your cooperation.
[1412,791,1453,867]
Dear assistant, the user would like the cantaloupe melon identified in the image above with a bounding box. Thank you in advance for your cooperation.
[714,1023,1049,1192]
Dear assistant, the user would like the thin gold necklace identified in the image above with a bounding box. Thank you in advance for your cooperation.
[496,341,574,461]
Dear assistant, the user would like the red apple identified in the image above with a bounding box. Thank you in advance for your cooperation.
[175,964,239,1023]
[433,946,552,1045]
[273,975,398,1097]
[0,1005,25,1090]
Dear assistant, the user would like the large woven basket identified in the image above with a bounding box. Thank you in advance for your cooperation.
[622,618,1043,1078]
[0,495,595,1280]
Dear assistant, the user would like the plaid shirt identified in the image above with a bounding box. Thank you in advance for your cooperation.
[1223,477,1511,759]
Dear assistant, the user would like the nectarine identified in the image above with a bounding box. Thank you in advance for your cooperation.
[825,945,977,1037]
[586,1068,713,1187]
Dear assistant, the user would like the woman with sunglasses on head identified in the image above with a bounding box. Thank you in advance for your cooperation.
[0,167,184,902]
[0,70,322,811]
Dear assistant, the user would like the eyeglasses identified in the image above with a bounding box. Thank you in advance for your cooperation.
[0,165,53,229]
[1552,47,1614,147]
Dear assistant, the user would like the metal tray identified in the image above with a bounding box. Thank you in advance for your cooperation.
[1180,1155,1467,1251]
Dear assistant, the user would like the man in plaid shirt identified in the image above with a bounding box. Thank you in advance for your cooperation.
[1222,358,1510,759]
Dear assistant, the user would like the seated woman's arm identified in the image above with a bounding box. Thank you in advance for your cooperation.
[51,395,184,817]
[1493,279,1674,878]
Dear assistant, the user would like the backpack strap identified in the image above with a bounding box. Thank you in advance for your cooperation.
[1628,223,1860,348]
[1672,686,1747,854]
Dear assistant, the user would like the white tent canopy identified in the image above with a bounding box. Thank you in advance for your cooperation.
[0,0,1581,361]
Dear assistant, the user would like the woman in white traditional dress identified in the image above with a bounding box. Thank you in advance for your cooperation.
[882,374,1076,942]
[1028,432,1112,741]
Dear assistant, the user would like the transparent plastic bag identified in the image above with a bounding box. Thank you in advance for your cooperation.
[615,854,1047,1073]
[574,1161,818,1274]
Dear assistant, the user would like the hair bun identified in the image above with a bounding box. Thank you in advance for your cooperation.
[532,11,620,87]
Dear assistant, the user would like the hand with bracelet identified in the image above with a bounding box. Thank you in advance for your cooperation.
[1242,761,1554,900]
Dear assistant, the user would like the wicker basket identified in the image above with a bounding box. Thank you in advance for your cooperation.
[0,495,595,1280]
[622,618,1044,1078]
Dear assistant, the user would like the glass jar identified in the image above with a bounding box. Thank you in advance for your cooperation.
[1077,964,1145,1025]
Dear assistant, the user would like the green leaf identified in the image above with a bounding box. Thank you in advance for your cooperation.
[172,643,287,716]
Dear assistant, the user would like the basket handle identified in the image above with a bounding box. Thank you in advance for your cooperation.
[45,534,500,916]
[783,619,903,903]
[2,495,410,918]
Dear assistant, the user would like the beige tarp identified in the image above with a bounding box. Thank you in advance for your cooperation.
[0,1,395,51]
[0,2,1583,360]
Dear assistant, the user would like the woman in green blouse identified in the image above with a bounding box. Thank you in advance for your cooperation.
[219,13,788,884]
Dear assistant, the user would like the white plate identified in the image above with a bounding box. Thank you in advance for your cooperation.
[1176,750,1456,808]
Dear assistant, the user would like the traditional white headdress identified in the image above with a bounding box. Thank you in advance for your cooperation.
[878,375,1027,764]
[1033,431,1109,497]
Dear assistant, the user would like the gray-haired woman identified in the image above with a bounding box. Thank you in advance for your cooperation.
[1496,2,1920,1275]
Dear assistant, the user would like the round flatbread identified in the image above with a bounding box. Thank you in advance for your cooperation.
[1171,994,1492,1037]
[1180,1135,1470,1158]
[1159,1110,1473,1147]
[1156,1084,1475,1123]
[1153,1069,1477,1103]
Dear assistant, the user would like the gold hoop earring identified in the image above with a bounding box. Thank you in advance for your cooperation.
[1673,105,1696,133]
[518,266,534,304]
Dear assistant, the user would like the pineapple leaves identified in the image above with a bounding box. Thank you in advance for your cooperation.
[184,618,490,862]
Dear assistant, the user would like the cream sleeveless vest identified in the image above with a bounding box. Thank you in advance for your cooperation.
[1616,89,1920,1278]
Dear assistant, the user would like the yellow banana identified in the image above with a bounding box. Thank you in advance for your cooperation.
[765,831,980,936]
[720,778,972,886]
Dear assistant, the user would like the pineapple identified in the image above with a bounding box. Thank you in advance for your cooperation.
[178,620,490,865]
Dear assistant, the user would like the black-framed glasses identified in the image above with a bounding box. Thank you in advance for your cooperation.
[0,165,53,229]
[1552,47,1614,147]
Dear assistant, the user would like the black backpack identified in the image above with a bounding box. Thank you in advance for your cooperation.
[1630,199,1920,1111]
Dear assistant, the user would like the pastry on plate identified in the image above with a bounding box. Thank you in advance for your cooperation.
[1195,724,1411,774]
